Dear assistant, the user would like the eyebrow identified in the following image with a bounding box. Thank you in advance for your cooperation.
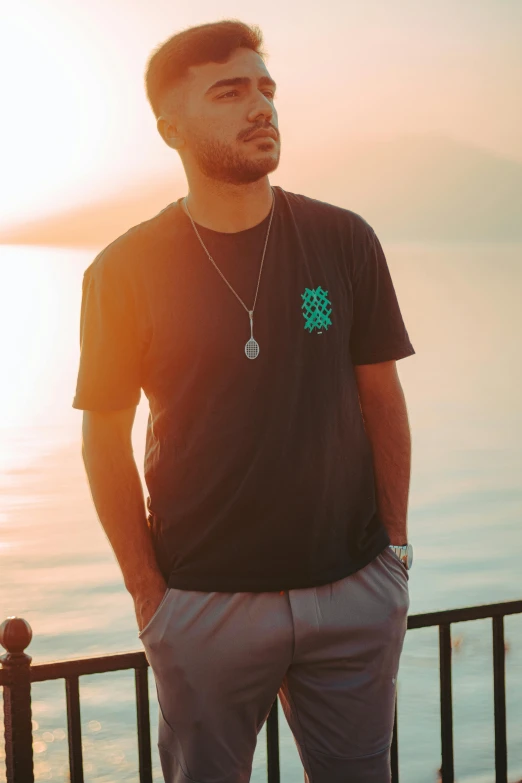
[204,76,277,96]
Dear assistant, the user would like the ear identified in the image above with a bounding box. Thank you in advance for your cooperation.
[157,116,185,150]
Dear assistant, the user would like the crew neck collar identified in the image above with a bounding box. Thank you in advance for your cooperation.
[177,186,277,238]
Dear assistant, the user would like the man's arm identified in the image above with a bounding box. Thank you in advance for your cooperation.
[81,406,167,629]
[354,360,412,544]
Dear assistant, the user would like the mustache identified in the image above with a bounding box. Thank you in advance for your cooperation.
[241,124,279,141]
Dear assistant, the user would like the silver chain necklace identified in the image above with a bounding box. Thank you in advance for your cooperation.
[183,187,275,359]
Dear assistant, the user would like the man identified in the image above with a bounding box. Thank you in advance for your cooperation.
[73,19,415,783]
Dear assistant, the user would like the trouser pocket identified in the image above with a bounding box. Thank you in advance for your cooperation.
[138,587,172,640]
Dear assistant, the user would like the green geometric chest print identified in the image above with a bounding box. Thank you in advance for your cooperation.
[301,286,333,333]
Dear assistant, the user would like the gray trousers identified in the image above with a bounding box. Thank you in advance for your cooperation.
[138,546,410,783]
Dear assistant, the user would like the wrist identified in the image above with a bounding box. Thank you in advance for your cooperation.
[387,529,408,546]
[125,569,166,599]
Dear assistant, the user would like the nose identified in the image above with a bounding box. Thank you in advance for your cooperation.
[247,91,275,125]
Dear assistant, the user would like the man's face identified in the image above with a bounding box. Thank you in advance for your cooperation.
[162,47,281,185]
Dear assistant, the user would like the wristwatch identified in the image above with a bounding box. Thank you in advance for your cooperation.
[388,543,413,570]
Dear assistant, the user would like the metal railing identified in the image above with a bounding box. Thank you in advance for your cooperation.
[1,598,521,783]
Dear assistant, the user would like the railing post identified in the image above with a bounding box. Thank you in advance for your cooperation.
[0,617,35,783]
[492,615,508,783]
[266,699,280,783]
[439,623,454,783]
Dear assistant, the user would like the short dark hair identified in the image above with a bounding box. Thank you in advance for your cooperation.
[144,19,267,120]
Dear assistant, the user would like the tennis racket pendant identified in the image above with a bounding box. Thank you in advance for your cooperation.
[245,310,260,359]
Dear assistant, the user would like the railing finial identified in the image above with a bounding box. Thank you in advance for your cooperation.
[0,617,33,658]
[1,616,35,782]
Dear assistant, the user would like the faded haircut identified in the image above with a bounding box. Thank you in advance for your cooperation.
[144,19,267,120]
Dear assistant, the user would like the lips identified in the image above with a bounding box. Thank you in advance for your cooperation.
[246,128,278,141]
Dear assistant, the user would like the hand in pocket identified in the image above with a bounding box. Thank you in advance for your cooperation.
[134,582,169,635]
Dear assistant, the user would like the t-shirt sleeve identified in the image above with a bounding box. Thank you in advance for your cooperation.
[349,219,415,366]
[72,250,143,411]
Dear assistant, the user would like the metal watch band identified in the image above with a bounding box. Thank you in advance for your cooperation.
[388,543,413,570]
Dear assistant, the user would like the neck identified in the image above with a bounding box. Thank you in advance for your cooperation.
[182,177,274,233]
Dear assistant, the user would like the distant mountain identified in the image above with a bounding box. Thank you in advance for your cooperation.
[316,133,522,242]
[0,134,520,247]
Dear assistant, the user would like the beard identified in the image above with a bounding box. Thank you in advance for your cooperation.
[190,134,281,185]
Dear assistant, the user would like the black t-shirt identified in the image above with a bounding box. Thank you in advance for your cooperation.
[72,185,415,592]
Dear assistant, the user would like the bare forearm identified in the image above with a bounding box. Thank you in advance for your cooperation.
[359,386,412,543]
[81,437,165,597]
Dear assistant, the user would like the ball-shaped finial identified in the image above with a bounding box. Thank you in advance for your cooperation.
[0,617,33,654]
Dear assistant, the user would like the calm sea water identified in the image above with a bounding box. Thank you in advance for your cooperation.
[0,242,521,782]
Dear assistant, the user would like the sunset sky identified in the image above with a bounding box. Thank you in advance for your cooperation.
[2,0,521,230]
